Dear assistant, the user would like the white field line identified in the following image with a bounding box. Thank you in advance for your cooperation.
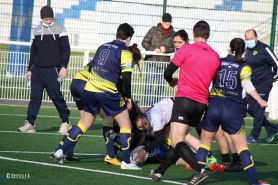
[0,113,102,120]
[1,114,277,146]
[0,113,254,129]
[0,131,103,137]
[1,130,278,147]
[0,151,105,156]
[1,130,277,146]
[0,156,187,185]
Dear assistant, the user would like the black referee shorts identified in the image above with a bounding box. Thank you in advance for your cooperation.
[170,97,207,127]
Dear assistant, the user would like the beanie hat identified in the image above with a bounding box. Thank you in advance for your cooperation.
[40,5,54,19]
[162,13,172,22]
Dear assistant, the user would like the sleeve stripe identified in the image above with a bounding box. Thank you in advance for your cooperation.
[265,47,278,78]
[59,31,68,37]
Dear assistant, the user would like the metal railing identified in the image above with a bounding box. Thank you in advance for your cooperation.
[1,40,278,120]
[0,41,177,108]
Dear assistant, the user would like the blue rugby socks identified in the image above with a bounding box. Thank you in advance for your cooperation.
[120,128,132,163]
[58,122,86,154]
[239,147,258,184]
[103,122,116,158]
[114,132,121,154]
[196,144,210,169]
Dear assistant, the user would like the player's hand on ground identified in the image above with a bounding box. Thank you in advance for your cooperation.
[169,78,178,87]
[257,99,268,108]
[125,98,132,111]
[134,148,146,163]
[154,48,161,53]
[25,71,32,80]
[59,67,68,79]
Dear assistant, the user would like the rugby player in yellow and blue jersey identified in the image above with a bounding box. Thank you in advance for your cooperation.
[50,65,90,162]
[53,23,141,170]
[71,65,90,121]
[52,44,142,165]
[195,38,270,185]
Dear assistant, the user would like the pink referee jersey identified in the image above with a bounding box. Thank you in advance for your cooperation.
[172,41,220,104]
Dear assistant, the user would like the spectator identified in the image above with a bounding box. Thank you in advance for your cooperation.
[142,13,175,106]
[149,20,220,185]
[18,5,71,135]
[244,29,278,144]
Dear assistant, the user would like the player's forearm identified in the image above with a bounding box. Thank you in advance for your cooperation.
[164,62,178,83]
[143,130,164,152]
[122,72,132,98]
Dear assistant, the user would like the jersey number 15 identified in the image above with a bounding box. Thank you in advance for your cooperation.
[218,69,237,89]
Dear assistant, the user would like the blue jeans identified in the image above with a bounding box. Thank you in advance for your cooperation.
[144,63,165,106]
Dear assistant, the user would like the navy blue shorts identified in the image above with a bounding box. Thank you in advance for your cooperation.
[203,97,245,135]
[83,90,127,117]
[70,79,86,102]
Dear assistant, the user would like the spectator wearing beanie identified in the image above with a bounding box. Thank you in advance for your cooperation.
[40,5,54,19]
[18,5,72,135]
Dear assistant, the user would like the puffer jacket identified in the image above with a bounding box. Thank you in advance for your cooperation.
[142,23,175,64]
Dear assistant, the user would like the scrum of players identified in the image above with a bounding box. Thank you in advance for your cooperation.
[50,19,274,185]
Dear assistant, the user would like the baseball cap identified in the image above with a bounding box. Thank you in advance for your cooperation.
[162,13,172,22]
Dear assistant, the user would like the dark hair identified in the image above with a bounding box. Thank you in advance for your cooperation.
[245,29,257,37]
[116,23,134,40]
[132,100,141,113]
[129,112,147,129]
[174,30,189,42]
[128,43,142,76]
[193,20,210,39]
[230,38,246,63]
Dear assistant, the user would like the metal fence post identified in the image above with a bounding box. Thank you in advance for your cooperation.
[83,49,89,66]
[163,0,167,14]
[47,0,51,6]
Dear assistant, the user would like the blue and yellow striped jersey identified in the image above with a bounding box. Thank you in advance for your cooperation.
[85,40,132,94]
[72,65,90,81]
[210,54,252,103]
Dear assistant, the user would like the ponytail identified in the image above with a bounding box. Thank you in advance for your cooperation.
[230,38,246,63]
[128,43,142,77]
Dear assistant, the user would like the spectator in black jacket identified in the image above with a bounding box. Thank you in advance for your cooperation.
[18,5,71,135]
[245,29,278,144]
